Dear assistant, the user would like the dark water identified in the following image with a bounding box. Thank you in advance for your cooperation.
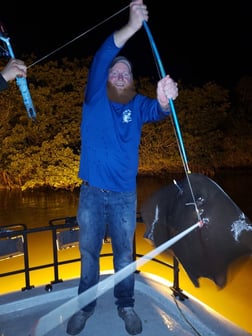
[0,170,252,333]
[0,169,251,228]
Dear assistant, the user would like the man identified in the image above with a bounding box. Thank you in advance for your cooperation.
[0,58,27,91]
[67,1,178,335]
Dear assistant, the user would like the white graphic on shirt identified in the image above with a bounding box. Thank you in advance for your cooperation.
[122,109,132,123]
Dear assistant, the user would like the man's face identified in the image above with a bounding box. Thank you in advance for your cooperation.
[108,62,133,91]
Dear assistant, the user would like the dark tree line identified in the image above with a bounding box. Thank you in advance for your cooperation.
[0,57,251,190]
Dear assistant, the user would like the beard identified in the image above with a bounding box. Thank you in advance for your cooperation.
[107,82,137,104]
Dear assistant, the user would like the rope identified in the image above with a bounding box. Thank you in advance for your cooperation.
[28,5,130,69]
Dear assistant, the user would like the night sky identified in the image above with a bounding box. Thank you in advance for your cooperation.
[0,0,251,87]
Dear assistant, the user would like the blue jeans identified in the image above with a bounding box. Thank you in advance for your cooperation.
[77,182,137,312]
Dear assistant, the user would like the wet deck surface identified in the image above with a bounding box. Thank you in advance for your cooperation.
[0,272,251,336]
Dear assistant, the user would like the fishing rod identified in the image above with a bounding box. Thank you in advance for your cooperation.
[0,22,36,120]
[143,21,191,175]
[141,18,205,224]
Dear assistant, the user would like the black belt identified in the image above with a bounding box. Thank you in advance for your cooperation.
[82,180,109,193]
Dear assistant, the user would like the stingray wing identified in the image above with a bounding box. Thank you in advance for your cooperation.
[141,173,252,288]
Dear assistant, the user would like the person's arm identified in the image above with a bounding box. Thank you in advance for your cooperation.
[114,0,178,113]
[114,0,148,48]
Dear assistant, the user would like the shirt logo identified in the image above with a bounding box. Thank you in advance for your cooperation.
[122,109,132,123]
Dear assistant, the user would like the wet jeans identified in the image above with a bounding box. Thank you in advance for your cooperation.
[77,182,137,312]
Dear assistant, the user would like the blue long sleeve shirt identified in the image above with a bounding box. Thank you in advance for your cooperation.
[78,34,170,192]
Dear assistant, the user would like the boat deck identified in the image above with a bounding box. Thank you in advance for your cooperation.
[0,272,251,336]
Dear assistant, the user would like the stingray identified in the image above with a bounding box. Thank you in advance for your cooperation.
[141,173,252,288]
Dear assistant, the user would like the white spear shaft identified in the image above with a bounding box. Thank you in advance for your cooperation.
[32,221,200,336]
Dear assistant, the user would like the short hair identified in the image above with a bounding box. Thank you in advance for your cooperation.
[110,56,133,73]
